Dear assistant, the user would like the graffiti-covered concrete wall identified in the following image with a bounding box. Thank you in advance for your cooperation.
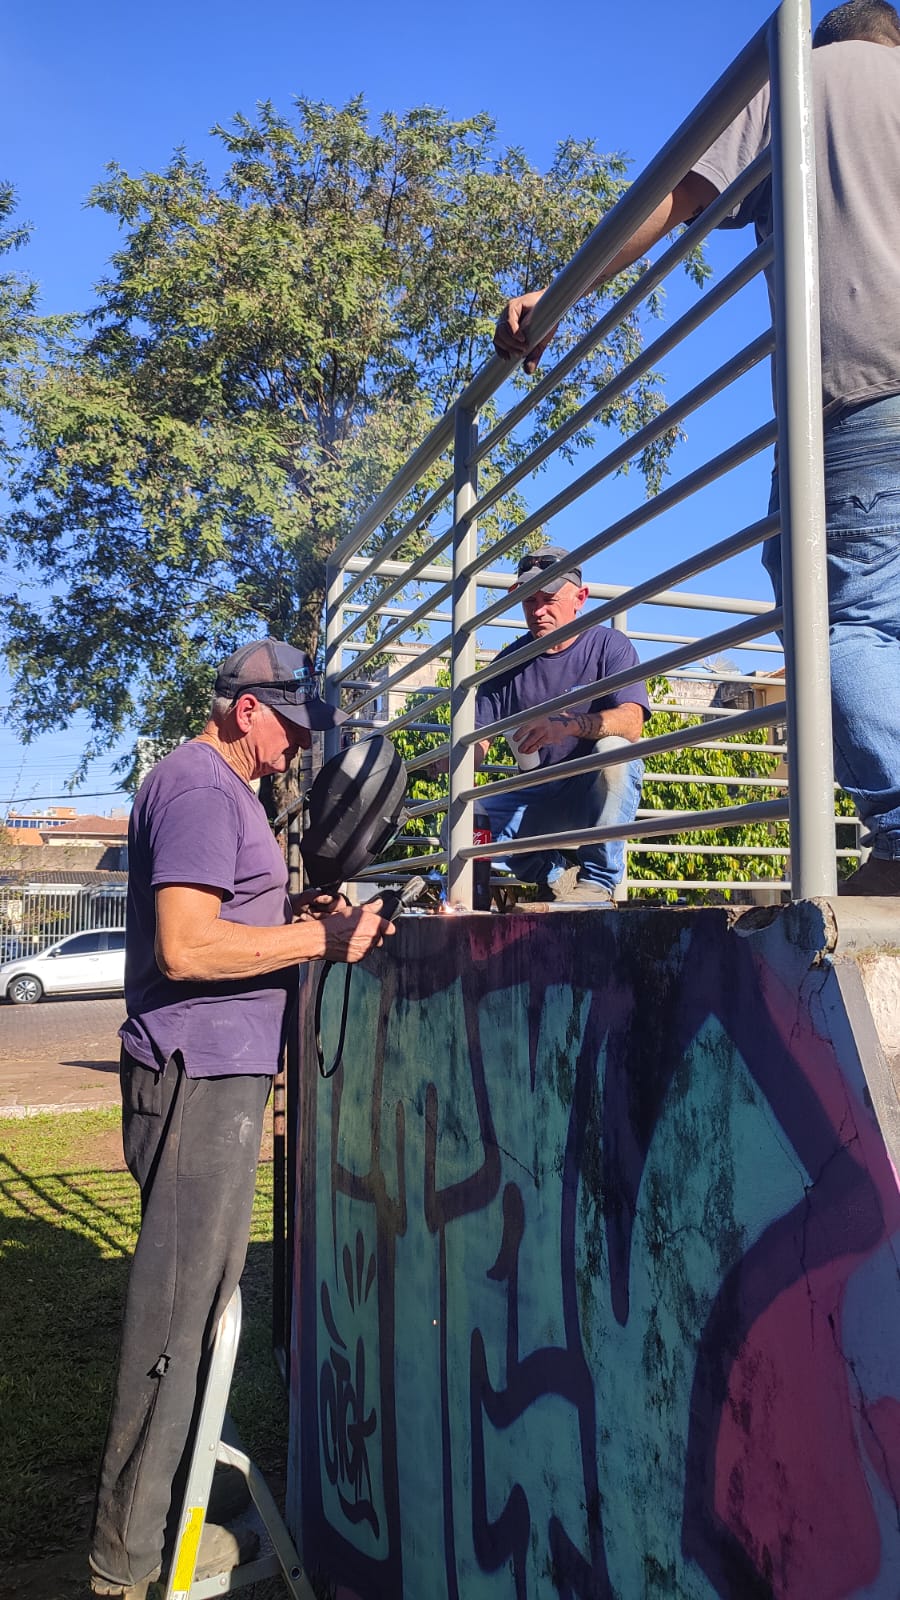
[287,902,900,1599]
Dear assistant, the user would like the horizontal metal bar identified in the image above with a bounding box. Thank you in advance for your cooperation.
[456,424,778,674]
[467,253,773,531]
[473,149,773,466]
[457,798,790,860]
[657,702,781,718]
[643,772,787,788]
[329,23,770,571]
[468,512,776,646]
[626,841,857,857]
[462,700,785,803]
[463,611,783,743]
[341,557,777,623]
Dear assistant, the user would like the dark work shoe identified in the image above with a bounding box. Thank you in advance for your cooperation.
[838,856,900,897]
[207,1463,252,1524]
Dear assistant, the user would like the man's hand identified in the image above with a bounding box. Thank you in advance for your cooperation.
[512,715,569,756]
[319,903,394,965]
[155,883,392,981]
[514,702,645,755]
[291,888,343,919]
[493,289,557,374]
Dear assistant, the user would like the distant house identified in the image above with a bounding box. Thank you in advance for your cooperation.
[39,813,129,857]
[5,805,78,836]
[1,813,131,951]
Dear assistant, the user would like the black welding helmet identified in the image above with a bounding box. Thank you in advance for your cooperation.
[300,735,409,888]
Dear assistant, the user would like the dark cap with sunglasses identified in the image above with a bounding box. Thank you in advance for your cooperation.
[514,546,583,595]
[214,638,346,732]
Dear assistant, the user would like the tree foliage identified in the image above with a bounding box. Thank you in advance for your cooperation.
[1,98,708,778]
[0,184,43,473]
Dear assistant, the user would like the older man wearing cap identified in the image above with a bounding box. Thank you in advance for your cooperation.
[90,639,393,1599]
[473,548,648,904]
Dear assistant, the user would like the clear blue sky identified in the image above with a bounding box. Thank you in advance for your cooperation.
[2,0,823,812]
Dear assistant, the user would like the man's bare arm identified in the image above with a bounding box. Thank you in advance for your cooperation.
[495,172,718,373]
[155,884,392,983]
[430,737,490,778]
[513,701,646,756]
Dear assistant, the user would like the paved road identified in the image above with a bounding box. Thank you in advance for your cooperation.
[0,994,125,1114]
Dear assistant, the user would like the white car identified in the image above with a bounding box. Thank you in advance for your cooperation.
[0,928,126,1005]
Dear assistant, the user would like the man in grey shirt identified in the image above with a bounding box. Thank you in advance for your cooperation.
[496,0,900,896]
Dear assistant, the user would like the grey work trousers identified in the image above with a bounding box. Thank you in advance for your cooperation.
[90,1046,270,1588]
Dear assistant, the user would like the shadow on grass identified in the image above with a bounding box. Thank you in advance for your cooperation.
[59,1060,121,1075]
[0,1150,288,1598]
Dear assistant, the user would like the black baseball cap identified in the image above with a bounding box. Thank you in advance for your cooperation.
[515,546,583,594]
[214,639,346,732]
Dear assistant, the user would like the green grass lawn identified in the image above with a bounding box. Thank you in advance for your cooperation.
[0,1108,288,1574]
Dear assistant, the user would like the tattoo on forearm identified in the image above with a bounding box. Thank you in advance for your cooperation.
[550,711,597,738]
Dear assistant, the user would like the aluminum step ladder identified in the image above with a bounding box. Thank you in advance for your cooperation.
[163,1286,316,1600]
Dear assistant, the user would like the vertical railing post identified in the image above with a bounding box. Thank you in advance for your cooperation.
[769,0,836,897]
[323,560,344,765]
[612,606,630,902]
[447,405,479,908]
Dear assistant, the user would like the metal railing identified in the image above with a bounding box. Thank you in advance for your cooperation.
[0,882,126,959]
[322,0,837,907]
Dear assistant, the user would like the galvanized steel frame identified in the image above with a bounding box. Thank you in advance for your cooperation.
[323,0,836,903]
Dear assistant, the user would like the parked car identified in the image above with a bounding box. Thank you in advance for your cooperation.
[0,928,126,1005]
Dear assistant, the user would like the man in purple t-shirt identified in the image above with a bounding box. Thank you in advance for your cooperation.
[90,640,393,1599]
[474,547,648,904]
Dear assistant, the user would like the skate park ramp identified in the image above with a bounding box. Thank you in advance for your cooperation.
[288,899,900,1599]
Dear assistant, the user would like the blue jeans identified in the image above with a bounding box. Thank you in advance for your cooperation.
[763,393,900,860]
[477,736,644,891]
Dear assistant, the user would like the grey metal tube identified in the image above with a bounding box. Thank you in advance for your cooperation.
[342,557,776,617]
[445,420,776,630]
[328,23,770,572]
[462,701,784,804]
[467,247,773,530]
[323,561,345,763]
[447,407,479,908]
[472,150,772,467]
[457,798,789,862]
[769,0,836,896]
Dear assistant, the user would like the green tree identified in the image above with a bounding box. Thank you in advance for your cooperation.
[1,98,707,781]
[0,183,43,472]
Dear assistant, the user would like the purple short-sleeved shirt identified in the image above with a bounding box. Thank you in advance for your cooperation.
[475,624,649,767]
[119,741,295,1077]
